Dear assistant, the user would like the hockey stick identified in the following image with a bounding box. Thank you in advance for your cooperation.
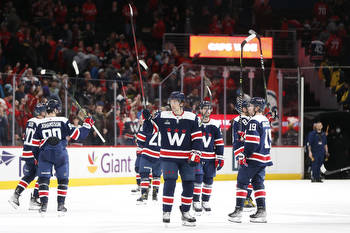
[249,30,268,105]
[69,64,106,143]
[129,3,146,108]
[323,166,350,175]
[239,33,256,130]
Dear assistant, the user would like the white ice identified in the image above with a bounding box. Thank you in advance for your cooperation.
[1,180,350,233]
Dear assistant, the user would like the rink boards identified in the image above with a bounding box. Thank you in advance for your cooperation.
[0,146,303,189]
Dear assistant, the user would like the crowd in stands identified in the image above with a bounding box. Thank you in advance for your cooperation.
[297,0,350,110]
[0,0,349,146]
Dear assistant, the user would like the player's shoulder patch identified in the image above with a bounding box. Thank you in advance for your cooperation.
[27,117,42,126]
[250,115,267,123]
[209,119,221,128]
[160,111,173,118]
[182,111,196,121]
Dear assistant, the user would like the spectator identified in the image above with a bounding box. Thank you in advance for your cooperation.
[122,109,139,145]
[82,0,98,27]
[0,105,8,145]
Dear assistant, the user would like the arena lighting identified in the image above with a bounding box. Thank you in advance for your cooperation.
[189,35,273,59]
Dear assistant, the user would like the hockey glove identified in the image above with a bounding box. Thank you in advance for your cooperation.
[265,112,273,123]
[188,150,201,167]
[236,152,248,167]
[84,117,95,128]
[237,131,245,142]
[215,157,224,171]
[142,109,152,121]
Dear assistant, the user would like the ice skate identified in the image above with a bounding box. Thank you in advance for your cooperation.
[8,192,20,209]
[163,211,171,225]
[57,203,67,217]
[29,194,41,210]
[250,207,267,223]
[39,203,48,217]
[202,201,211,212]
[152,187,158,201]
[193,201,202,215]
[136,190,149,205]
[228,207,243,223]
[180,207,196,227]
[243,197,255,211]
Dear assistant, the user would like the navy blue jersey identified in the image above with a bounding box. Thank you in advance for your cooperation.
[136,125,160,161]
[307,131,327,154]
[22,117,42,160]
[232,115,250,157]
[201,119,224,161]
[33,117,91,149]
[122,117,139,140]
[143,111,203,160]
[244,114,273,167]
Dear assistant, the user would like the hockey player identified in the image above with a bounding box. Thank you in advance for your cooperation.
[33,99,94,215]
[8,103,46,210]
[142,91,203,226]
[232,101,255,210]
[192,101,224,214]
[135,113,161,204]
[228,97,273,223]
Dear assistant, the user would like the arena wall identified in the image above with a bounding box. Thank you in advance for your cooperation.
[0,146,303,189]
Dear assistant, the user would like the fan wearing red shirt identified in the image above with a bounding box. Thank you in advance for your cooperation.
[82,0,97,24]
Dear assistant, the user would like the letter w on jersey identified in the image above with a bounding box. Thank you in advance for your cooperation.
[167,132,185,146]
[203,136,212,148]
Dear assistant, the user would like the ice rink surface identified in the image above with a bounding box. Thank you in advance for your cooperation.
[1,180,350,233]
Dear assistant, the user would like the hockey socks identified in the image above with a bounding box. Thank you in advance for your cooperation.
[38,177,50,205]
[202,177,213,202]
[57,179,68,205]
[136,173,141,186]
[162,179,176,212]
[254,189,266,208]
[180,181,194,212]
[193,182,202,202]
[235,188,248,207]
[33,182,39,198]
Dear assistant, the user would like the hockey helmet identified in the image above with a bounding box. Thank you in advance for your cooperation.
[199,101,212,109]
[168,91,185,103]
[249,97,266,111]
[46,99,61,113]
[234,100,249,113]
[34,103,46,116]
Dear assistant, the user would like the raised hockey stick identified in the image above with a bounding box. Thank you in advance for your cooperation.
[239,33,256,130]
[63,84,106,143]
[69,64,106,143]
[129,3,146,108]
[249,30,268,105]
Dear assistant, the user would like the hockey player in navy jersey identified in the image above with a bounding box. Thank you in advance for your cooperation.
[228,97,273,223]
[232,101,255,210]
[33,99,94,215]
[142,91,203,226]
[192,101,224,214]
[135,113,161,204]
[8,103,46,210]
